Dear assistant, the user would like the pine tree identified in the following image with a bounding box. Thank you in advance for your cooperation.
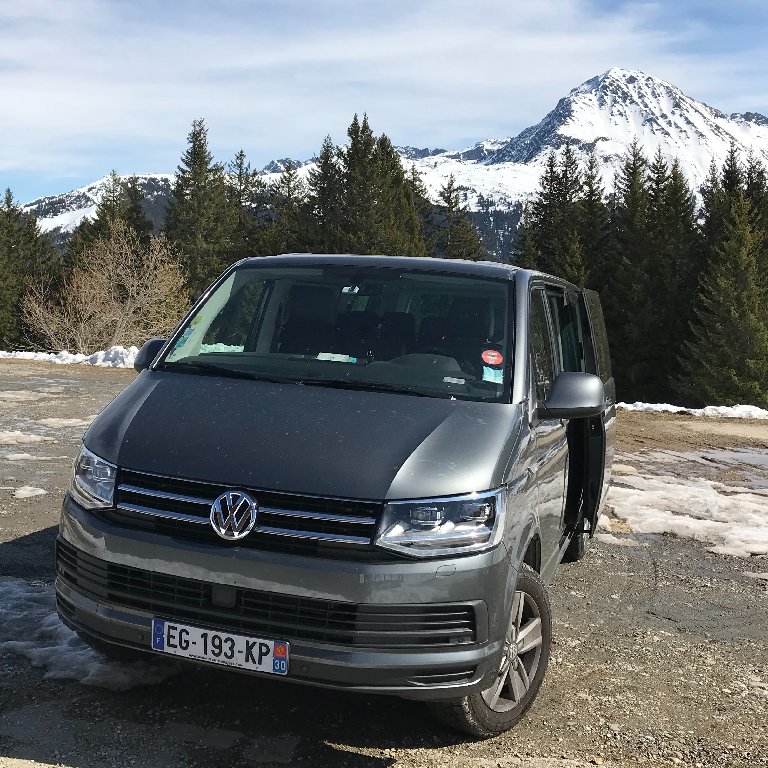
[0,189,59,348]
[341,114,378,251]
[308,135,345,252]
[641,156,704,401]
[721,143,744,198]
[700,160,727,250]
[370,135,428,257]
[517,204,538,269]
[526,151,559,272]
[524,145,583,278]
[577,153,613,287]
[262,162,311,255]
[677,192,768,407]
[305,118,431,257]
[226,149,266,259]
[604,139,651,399]
[744,153,768,279]
[558,229,588,287]
[122,176,153,246]
[165,119,236,298]
[434,175,486,260]
[406,164,436,253]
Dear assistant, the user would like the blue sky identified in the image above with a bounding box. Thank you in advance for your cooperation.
[2,0,767,203]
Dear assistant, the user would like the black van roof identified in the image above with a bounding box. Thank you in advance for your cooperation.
[238,253,521,280]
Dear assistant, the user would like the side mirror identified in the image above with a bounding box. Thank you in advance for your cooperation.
[540,372,605,419]
[134,338,167,372]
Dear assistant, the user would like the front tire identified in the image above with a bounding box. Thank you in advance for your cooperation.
[429,564,551,738]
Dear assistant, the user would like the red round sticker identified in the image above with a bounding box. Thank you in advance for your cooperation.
[482,349,503,366]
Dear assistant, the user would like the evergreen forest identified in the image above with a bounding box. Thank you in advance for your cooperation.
[1,116,767,409]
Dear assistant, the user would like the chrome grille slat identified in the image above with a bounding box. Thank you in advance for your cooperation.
[253,525,371,545]
[260,507,376,526]
[117,484,213,506]
[113,469,382,556]
[117,502,210,524]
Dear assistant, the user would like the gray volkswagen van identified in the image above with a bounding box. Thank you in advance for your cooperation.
[56,254,614,737]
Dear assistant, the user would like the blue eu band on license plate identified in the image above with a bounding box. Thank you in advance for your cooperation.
[151,618,289,675]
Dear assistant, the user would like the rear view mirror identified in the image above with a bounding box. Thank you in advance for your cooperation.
[540,372,605,419]
[134,338,167,372]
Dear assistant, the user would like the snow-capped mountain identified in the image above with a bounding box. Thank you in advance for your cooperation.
[22,68,768,240]
[404,67,768,210]
[23,174,174,243]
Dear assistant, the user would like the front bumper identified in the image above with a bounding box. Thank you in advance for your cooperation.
[57,495,515,700]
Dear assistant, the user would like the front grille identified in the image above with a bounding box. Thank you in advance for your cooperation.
[56,539,477,648]
[106,468,384,560]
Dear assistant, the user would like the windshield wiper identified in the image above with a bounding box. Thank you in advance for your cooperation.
[159,361,291,384]
[295,378,440,398]
[161,363,444,397]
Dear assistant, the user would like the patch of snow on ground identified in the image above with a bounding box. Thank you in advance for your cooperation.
[0,345,138,368]
[0,390,56,402]
[607,472,768,557]
[744,572,768,581]
[618,401,768,419]
[12,486,47,498]
[0,577,178,690]
[38,417,93,428]
[4,453,63,462]
[595,533,648,547]
[0,431,55,445]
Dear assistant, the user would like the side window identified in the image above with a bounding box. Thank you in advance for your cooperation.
[583,290,612,383]
[547,291,582,373]
[529,290,556,401]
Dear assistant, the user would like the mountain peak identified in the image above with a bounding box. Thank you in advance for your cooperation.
[571,67,683,102]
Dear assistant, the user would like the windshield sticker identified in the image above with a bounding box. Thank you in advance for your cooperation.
[176,327,194,347]
[443,376,466,385]
[482,366,504,384]
[482,349,503,366]
[316,353,357,363]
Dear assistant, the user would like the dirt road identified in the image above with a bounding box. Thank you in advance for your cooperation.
[1,361,766,768]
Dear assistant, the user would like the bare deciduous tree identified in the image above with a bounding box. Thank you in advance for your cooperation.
[23,221,189,353]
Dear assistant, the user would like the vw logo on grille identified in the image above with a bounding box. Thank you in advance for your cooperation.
[210,490,259,540]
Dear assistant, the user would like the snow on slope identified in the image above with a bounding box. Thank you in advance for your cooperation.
[22,68,768,230]
[24,173,173,235]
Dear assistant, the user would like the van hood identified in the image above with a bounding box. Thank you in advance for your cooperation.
[85,371,522,500]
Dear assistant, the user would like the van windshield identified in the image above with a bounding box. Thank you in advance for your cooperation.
[160,266,512,402]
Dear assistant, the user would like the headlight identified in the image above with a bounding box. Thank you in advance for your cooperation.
[70,445,116,509]
[374,489,505,558]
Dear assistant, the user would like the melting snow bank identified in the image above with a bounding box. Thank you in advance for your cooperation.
[618,401,768,419]
[0,577,178,690]
[607,472,768,557]
[0,345,139,368]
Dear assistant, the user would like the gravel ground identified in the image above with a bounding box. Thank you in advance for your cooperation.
[0,360,766,768]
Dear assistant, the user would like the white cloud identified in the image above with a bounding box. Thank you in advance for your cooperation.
[1,0,766,193]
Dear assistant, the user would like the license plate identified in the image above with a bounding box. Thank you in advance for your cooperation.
[151,619,289,675]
